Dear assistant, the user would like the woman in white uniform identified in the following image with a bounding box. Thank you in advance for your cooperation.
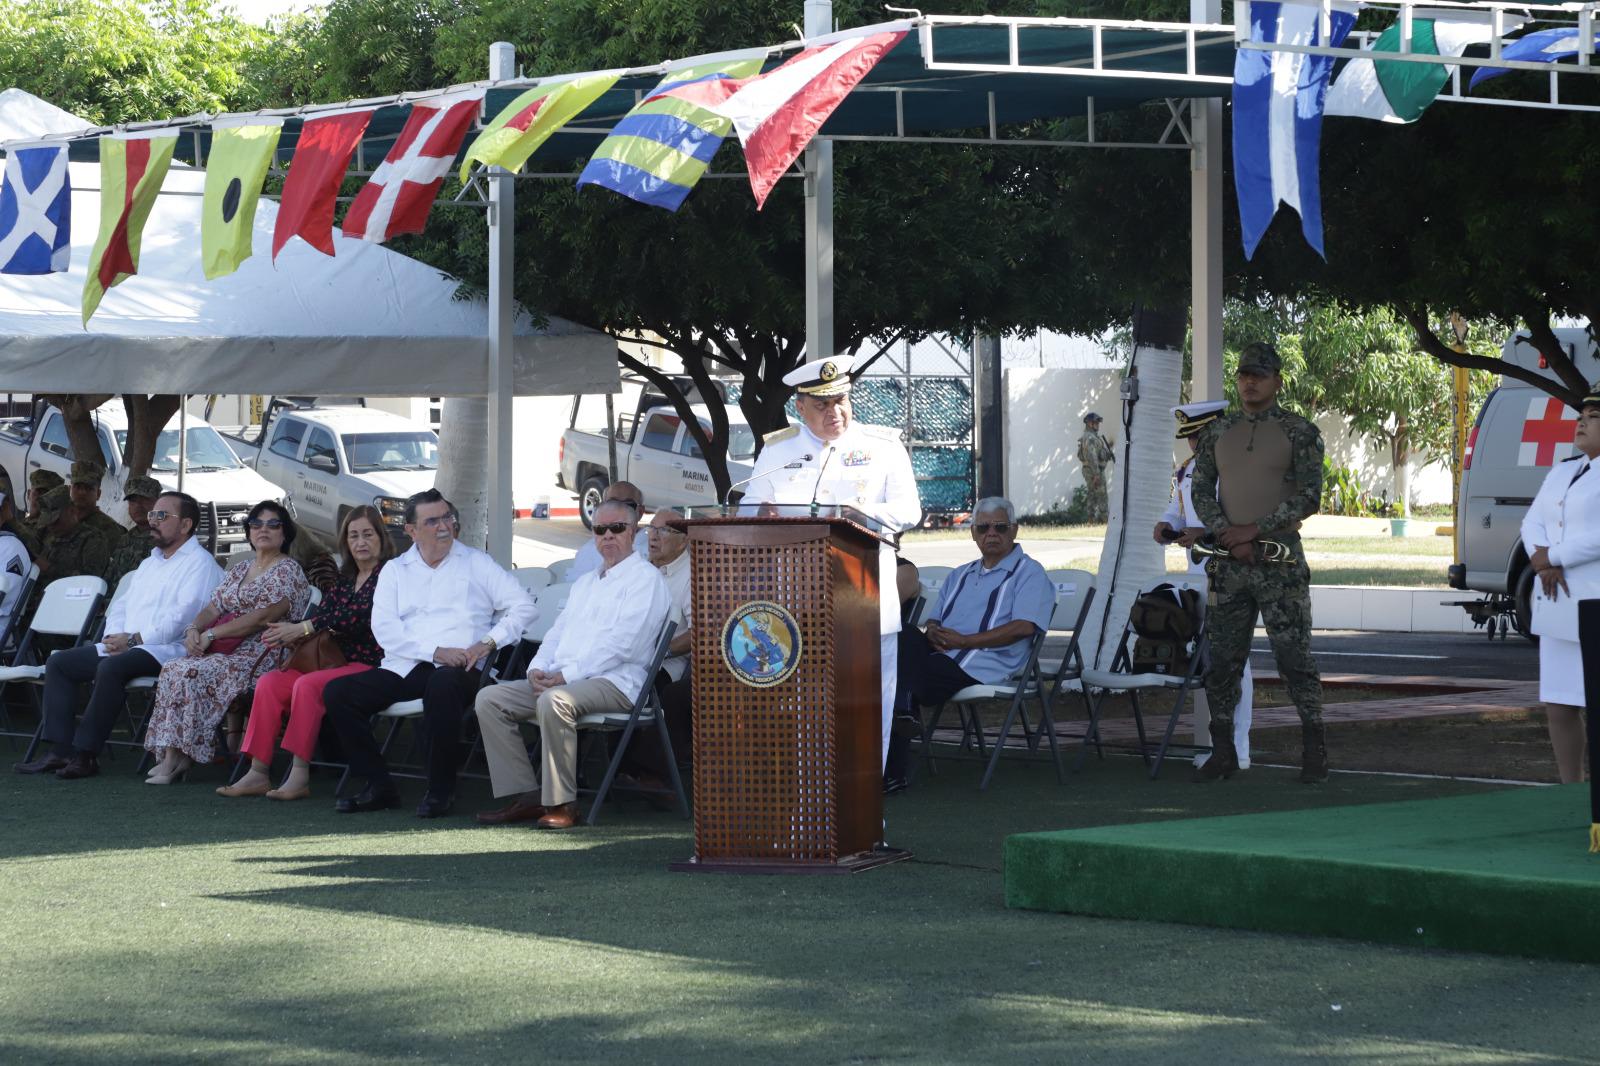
[1154,401,1253,770]
[1522,387,1600,784]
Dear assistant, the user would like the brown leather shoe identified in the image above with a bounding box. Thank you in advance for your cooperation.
[14,753,69,775]
[54,753,100,780]
[536,802,580,830]
[476,798,547,825]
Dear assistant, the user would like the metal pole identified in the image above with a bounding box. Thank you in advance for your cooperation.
[804,0,835,360]
[177,395,187,493]
[486,41,516,567]
[605,392,619,483]
[1190,0,1225,402]
[974,333,1004,498]
[1449,312,1470,565]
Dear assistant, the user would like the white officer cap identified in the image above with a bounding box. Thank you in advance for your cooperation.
[1172,400,1227,439]
[783,355,856,397]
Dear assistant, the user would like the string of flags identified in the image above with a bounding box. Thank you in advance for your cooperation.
[0,27,904,323]
[1234,1,1592,260]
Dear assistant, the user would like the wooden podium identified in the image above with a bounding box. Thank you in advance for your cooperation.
[668,511,910,874]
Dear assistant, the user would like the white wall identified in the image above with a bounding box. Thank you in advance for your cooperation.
[1315,413,1452,508]
[1003,367,1123,517]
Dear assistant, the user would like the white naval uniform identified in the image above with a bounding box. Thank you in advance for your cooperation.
[740,420,923,765]
[1521,455,1600,706]
[1162,459,1253,767]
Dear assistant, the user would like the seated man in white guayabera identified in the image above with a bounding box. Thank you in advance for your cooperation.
[568,481,650,580]
[473,499,670,831]
[882,497,1055,793]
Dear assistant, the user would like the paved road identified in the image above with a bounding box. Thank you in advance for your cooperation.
[1253,629,1536,682]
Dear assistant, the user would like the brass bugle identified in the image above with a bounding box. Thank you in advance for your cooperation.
[1190,537,1296,565]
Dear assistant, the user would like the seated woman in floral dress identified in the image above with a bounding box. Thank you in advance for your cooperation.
[143,501,310,784]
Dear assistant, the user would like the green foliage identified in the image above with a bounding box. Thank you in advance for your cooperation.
[0,0,280,123]
[1320,457,1396,518]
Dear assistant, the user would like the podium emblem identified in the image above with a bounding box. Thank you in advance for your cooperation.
[721,601,803,687]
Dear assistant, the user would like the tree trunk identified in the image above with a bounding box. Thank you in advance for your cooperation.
[121,394,183,477]
[40,393,114,463]
[434,397,488,550]
[1391,421,1411,517]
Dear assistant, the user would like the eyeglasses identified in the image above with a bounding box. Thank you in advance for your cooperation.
[648,526,684,537]
[594,522,632,536]
[416,514,455,529]
[972,523,1013,534]
[246,518,284,530]
[146,510,175,523]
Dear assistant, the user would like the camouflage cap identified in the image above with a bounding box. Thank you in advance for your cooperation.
[29,469,64,493]
[69,460,105,487]
[1237,342,1283,375]
[38,484,71,518]
[123,474,162,499]
[1084,412,1102,424]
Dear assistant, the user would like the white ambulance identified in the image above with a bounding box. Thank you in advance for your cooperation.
[1449,328,1600,636]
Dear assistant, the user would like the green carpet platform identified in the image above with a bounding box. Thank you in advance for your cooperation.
[1005,784,1600,962]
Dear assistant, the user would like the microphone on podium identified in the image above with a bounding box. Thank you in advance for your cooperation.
[720,456,813,509]
[809,446,836,516]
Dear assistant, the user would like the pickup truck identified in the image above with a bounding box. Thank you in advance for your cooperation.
[558,402,756,527]
[0,399,285,555]
[221,400,438,550]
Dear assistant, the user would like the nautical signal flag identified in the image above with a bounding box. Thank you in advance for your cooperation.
[82,132,177,324]
[272,107,374,260]
[576,57,765,212]
[0,143,71,275]
[201,117,282,279]
[344,90,482,244]
[703,30,906,209]
[1326,14,1517,124]
[458,72,620,182]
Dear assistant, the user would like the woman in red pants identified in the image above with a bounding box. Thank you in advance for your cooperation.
[219,505,393,800]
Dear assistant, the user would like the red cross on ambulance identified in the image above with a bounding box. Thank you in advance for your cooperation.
[1519,396,1578,466]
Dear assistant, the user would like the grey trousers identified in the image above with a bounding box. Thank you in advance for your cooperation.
[474,676,631,806]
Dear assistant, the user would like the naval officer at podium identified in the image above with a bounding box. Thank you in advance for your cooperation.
[738,355,923,764]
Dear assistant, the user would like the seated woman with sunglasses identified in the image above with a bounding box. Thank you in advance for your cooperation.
[142,501,310,784]
[219,505,394,800]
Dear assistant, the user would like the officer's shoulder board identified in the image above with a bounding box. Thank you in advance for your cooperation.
[857,422,904,442]
[763,426,800,445]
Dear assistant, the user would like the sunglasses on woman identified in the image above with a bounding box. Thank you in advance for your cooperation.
[593,522,632,536]
[247,518,284,530]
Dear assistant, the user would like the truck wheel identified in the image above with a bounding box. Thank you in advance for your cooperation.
[1513,567,1538,644]
[579,474,609,530]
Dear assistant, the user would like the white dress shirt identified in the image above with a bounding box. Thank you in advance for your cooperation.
[739,420,922,634]
[371,541,537,675]
[656,549,693,682]
[532,550,671,702]
[100,535,225,664]
[569,529,651,580]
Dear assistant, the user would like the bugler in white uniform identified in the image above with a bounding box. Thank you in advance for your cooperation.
[1160,402,1253,769]
[739,355,922,765]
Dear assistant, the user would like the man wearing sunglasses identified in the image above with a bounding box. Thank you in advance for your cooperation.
[738,354,923,769]
[568,481,650,580]
[882,497,1055,793]
[474,498,670,829]
[15,492,223,780]
[324,489,535,818]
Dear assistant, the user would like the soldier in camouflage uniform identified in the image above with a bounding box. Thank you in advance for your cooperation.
[14,468,63,559]
[1076,412,1115,522]
[69,461,126,544]
[30,485,112,614]
[1190,342,1328,783]
[103,474,160,594]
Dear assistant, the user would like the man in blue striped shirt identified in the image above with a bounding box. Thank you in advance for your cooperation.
[885,497,1056,791]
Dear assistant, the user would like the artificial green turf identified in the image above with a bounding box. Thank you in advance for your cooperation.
[1006,785,1600,963]
[5,752,1600,1063]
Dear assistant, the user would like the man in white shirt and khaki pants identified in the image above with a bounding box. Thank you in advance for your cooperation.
[324,489,535,819]
[474,498,671,830]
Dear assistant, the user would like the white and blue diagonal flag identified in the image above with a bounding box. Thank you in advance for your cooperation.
[1232,0,1360,259]
[0,143,71,274]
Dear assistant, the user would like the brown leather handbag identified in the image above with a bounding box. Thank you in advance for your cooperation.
[284,630,347,674]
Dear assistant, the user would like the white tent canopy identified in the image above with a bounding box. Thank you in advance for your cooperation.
[0,89,617,397]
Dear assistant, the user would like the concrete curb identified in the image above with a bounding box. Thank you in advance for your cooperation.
[1309,585,1482,634]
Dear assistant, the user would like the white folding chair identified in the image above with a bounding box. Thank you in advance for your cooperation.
[577,621,688,824]
[514,566,553,593]
[917,564,954,599]
[0,575,109,757]
[1078,577,1209,779]
[0,563,39,655]
[1037,570,1097,708]
[547,557,578,584]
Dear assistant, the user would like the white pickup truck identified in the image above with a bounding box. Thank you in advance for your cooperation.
[0,399,286,554]
[221,401,438,550]
[558,402,756,527]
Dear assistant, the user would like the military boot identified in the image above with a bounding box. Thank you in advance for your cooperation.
[1299,721,1329,784]
[1192,723,1239,782]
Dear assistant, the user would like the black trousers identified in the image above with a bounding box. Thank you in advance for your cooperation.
[884,627,979,780]
[41,644,161,756]
[324,663,477,795]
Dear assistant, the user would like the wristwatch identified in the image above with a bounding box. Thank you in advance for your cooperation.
[481,635,498,652]
[202,629,215,645]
